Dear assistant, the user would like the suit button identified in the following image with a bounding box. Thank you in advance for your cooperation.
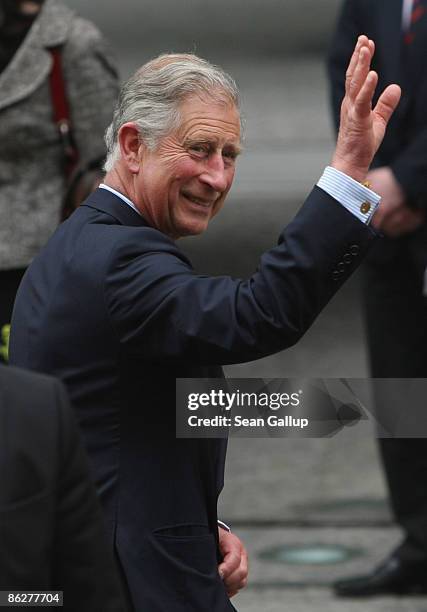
[337,262,345,272]
[343,253,352,264]
[360,202,371,214]
[332,270,340,281]
[349,244,359,256]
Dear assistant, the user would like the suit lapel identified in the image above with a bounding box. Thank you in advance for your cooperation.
[82,188,151,228]
[0,0,73,111]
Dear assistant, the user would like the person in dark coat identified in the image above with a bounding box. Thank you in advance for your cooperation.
[328,0,427,597]
[0,365,127,611]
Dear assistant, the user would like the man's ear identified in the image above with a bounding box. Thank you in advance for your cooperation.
[118,122,145,174]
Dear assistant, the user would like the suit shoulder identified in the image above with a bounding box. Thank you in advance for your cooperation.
[107,225,193,268]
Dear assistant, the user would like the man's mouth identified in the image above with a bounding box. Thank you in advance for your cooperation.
[182,193,216,208]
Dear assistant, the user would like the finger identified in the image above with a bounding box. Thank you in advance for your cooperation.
[224,568,248,594]
[345,35,369,90]
[354,70,378,117]
[373,84,402,126]
[223,550,248,592]
[218,550,240,579]
[348,45,372,101]
[240,546,248,580]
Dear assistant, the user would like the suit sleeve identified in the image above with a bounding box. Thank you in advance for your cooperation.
[51,380,126,611]
[104,188,376,365]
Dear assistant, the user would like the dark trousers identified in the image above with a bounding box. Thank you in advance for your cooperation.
[363,229,427,562]
[0,268,26,363]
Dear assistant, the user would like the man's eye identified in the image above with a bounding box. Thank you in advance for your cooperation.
[189,145,208,157]
[223,151,237,162]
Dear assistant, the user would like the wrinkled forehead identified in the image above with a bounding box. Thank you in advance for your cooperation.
[181,87,240,117]
[174,92,242,141]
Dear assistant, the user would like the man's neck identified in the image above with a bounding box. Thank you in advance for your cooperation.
[103,170,134,203]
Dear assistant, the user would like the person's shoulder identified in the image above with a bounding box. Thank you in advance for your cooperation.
[59,206,191,276]
[63,13,118,78]
[68,15,115,51]
[108,224,191,265]
[65,10,105,45]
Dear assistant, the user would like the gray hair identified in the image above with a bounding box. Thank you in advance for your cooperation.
[104,53,240,172]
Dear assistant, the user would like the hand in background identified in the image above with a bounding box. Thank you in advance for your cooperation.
[369,167,424,237]
[332,35,401,183]
[218,528,248,598]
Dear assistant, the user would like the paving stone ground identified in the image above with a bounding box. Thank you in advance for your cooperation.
[235,588,427,612]
[229,529,427,612]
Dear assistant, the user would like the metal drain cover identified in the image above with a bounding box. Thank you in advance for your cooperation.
[259,543,363,565]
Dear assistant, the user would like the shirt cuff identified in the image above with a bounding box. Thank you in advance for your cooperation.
[218,520,231,533]
[317,166,381,225]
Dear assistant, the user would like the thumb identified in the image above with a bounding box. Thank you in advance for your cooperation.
[373,84,401,126]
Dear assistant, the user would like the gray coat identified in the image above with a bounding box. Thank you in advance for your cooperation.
[0,0,119,269]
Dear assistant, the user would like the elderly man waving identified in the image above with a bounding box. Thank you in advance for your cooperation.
[10,38,399,611]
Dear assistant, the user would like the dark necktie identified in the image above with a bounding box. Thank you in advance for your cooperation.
[404,0,427,44]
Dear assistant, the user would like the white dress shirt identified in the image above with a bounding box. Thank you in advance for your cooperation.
[403,0,414,32]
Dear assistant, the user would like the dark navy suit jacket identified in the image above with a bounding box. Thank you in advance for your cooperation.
[10,186,375,610]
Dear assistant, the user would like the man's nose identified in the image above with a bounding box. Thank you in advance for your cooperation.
[199,155,229,193]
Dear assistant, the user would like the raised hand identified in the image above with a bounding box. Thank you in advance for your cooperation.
[331,35,401,183]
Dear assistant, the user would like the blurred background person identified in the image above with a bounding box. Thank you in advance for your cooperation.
[0,365,127,610]
[0,0,119,360]
[328,0,427,597]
